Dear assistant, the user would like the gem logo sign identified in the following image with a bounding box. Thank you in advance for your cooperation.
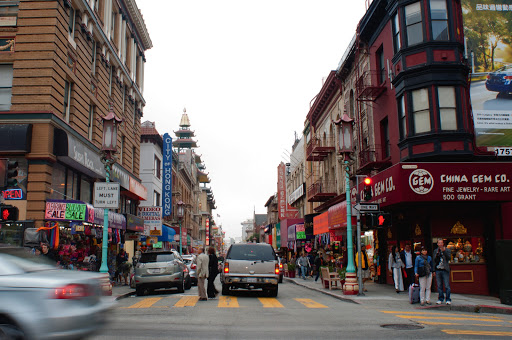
[409,169,434,195]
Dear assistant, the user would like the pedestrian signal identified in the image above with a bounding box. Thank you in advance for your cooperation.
[376,212,392,228]
[1,205,19,222]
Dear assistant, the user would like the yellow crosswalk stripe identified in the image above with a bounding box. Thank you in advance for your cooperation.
[294,298,328,309]
[174,296,199,307]
[419,321,512,327]
[218,296,239,308]
[258,297,284,308]
[442,329,512,336]
[395,315,502,322]
[126,297,163,309]
[380,311,502,319]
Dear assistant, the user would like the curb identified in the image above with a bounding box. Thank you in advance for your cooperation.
[114,291,135,301]
[283,277,359,304]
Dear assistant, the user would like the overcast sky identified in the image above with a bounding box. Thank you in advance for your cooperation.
[136,0,368,239]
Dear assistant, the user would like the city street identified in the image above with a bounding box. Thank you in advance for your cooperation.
[470,80,512,111]
[92,279,512,340]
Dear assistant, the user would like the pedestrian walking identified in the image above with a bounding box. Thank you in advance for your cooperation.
[388,245,405,293]
[414,246,434,305]
[355,245,371,292]
[434,239,452,305]
[298,253,309,280]
[400,244,416,289]
[195,248,209,301]
[314,254,324,282]
[207,247,219,299]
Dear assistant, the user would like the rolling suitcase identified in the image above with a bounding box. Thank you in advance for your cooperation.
[409,283,420,304]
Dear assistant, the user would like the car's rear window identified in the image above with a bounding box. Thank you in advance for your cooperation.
[227,245,276,261]
[140,253,175,263]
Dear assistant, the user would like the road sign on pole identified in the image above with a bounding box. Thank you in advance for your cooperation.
[94,182,120,208]
[353,203,380,212]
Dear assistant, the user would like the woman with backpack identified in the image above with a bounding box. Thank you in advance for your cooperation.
[414,246,435,306]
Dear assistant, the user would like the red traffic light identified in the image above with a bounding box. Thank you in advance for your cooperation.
[364,177,372,185]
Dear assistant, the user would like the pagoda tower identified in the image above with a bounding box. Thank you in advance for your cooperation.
[173,108,198,151]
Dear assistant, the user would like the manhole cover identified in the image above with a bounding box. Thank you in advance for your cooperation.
[381,324,424,330]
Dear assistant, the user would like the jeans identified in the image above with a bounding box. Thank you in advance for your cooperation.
[301,266,307,279]
[436,270,451,302]
[315,268,320,281]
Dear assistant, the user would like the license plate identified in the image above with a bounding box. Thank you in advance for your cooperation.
[247,277,257,283]
[148,268,162,274]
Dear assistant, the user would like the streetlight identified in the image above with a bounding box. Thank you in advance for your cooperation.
[334,112,359,295]
[99,108,123,274]
[176,200,184,255]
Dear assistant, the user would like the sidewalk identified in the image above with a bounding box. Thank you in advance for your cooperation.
[111,284,135,300]
[284,276,512,315]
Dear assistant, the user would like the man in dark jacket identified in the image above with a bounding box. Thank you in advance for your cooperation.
[434,239,452,305]
[207,247,219,299]
[400,244,416,289]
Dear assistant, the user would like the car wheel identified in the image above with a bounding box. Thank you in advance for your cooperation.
[270,285,278,297]
[222,284,230,296]
[185,276,192,290]
[0,321,24,340]
[278,275,283,284]
[177,277,185,293]
[497,92,508,98]
[135,285,145,296]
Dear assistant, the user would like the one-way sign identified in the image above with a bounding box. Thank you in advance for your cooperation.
[353,203,380,212]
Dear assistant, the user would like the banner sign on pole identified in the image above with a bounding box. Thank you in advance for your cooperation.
[162,133,172,217]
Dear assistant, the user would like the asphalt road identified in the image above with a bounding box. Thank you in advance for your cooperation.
[470,80,512,111]
[91,279,512,340]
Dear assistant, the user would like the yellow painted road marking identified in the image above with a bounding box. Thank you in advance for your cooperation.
[419,321,512,327]
[258,297,284,308]
[442,329,512,336]
[380,311,502,319]
[218,296,239,308]
[396,315,502,322]
[294,298,328,309]
[174,296,199,307]
[126,297,163,309]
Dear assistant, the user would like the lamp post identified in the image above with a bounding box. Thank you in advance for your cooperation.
[335,113,359,295]
[176,200,184,255]
[99,108,123,274]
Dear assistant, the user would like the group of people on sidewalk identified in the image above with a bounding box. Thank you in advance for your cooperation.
[388,239,452,306]
[195,247,220,301]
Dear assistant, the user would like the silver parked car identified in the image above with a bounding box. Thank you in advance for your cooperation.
[181,254,197,286]
[0,246,114,340]
[134,250,189,296]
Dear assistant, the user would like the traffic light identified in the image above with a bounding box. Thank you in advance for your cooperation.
[6,160,18,188]
[376,212,392,228]
[363,177,372,201]
[1,205,19,222]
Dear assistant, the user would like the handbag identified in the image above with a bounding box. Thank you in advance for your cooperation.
[417,265,427,277]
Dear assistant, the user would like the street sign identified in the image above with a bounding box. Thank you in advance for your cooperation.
[353,203,380,212]
[94,182,120,208]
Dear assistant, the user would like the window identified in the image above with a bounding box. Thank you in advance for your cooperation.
[349,90,354,118]
[68,6,75,37]
[392,13,401,53]
[0,1,18,26]
[131,146,136,171]
[154,191,161,206]
[411,88,431,134]
[430,0,449,41]
[0,64,13,111]
[377,46,385,84]
[154,156,161,179]
[88,104,94,140]
[110,10,116,41]
[381,118,390,158]
[108,65,113,96]
[80,176,92,203]
[63,80,72,122]
[122,86,125,113]
[91,40,97,75]
[438,86,457,130]
[398,96,407,139]
[120,135,125,164]
[94,0,100,13]
[405,2,423,46]
[133,100,137,126]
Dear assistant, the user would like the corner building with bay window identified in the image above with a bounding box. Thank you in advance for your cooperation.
[320,0,511,298]
[0,0,151,249]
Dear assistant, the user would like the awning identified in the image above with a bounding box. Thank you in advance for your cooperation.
[314,211,329,235]
[329,201,347,230]
[158,225,176,242]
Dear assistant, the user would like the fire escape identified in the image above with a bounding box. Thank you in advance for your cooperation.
[306,136,337,202]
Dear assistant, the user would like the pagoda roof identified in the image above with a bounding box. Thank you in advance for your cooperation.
[198,170,210,183]
[173,139,198,148]
[174,129,196,137]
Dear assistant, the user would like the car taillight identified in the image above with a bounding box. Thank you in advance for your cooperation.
[504,76,512,80]
[53,284,90,299]
[487,75,491,79]
[224,262,229,273]
[191,264,197,269]
[275,263,280,275]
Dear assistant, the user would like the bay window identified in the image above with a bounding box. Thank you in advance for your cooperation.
[430,0,449,41]
[438,86,457,130]
[405,2,423,46]
[411,88,431,134]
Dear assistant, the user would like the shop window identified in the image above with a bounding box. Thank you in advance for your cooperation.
[63,80,72,123]
[0,64,13,111]
[411,88,431,134]
[438,86,457,130]
[66,168,79,200]
[376,46,385,84]
[430,0,449,41]
[80,176,92,203]
[50,163,66,199]
[398,96,407,140]
[437,237,485,264]
[380,117,390,158]
[405,2,423,46]
[392,13,401,53]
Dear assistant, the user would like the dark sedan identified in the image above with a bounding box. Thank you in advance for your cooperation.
[485,65,512,97]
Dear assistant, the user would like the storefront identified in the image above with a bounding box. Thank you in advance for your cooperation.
[279,218,303,260]
[356,162,512,296]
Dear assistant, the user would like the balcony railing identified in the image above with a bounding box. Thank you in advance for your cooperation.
[357,145,392,173]
[307,180,337,202]
[355,70,386,102]
[306,136,336,161]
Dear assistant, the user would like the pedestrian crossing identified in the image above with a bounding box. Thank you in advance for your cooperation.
[381,310,512,337]
[121,296,329,309]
